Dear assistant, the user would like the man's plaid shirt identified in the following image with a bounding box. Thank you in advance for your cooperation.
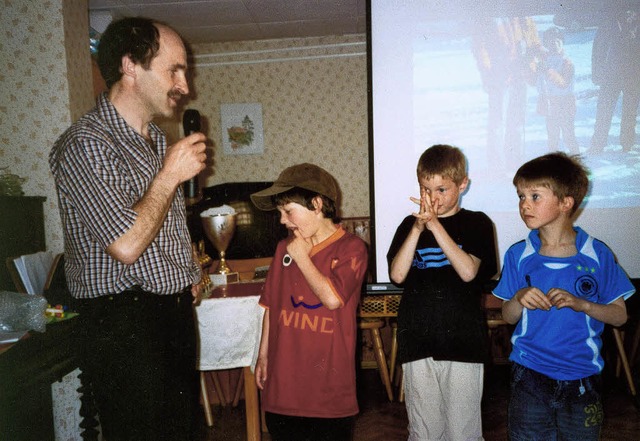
[49,93,201,298]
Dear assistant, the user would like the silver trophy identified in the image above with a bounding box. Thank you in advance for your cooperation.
[200,205,239,284]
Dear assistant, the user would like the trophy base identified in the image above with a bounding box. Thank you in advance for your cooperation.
[209,272,239,286]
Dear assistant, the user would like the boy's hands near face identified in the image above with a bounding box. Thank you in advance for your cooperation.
[410,188,439,231]
[287,229,313,261]
[514,286,553,311]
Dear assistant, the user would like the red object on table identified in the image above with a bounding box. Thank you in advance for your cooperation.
[208,281,265,299]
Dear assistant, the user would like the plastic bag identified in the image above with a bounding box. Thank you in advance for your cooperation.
[0,290,47,333]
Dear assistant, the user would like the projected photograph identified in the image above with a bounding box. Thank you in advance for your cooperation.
[412,10,640,210]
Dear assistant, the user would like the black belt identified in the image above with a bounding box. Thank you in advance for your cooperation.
[81,285,191,308]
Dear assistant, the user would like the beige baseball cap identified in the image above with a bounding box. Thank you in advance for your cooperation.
[250,163,339,211]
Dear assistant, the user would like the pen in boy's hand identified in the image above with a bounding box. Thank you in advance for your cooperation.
[525,274,532,287]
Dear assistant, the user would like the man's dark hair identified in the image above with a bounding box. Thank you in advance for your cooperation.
[274,188,340,223]
[97,17,161,88]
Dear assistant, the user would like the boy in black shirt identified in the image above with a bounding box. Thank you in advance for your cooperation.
[387,144,497,441]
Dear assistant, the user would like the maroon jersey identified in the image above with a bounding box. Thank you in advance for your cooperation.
[259,226,367,417]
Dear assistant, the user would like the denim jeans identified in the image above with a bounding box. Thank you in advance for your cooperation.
[508,363,603,441]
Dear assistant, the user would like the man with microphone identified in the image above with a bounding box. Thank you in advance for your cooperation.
[49,17,205,441]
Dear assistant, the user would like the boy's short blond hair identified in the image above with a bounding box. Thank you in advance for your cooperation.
[513,152,589,215]
[416,144,467,184]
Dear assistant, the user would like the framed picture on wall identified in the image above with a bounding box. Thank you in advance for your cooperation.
[220,103,264,155]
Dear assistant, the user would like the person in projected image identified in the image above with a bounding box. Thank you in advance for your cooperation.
[590,7,640,154]
[472,16,541,170]
[493,152,635,441]
[49,17,206,441]
[250,163,368,441]
[387,145,498,441]
[535,26,581,154]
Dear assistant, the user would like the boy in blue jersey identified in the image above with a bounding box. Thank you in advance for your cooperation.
[493,152,635,441]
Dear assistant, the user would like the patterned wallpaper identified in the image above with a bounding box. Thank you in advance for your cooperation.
[0,0,93,254]
[0,1,92,438]
[186,35,370,218]
[0,4,368,434]
[0,1,369,255]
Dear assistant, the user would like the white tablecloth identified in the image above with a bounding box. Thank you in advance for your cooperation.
[195,295,264,371]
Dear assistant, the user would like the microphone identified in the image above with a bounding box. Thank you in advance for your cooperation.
[182,109,201,199]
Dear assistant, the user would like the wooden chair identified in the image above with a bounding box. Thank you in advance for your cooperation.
[388,319,404,402]
[629,323,640,370]
[628,280,640,371]
[483,293,512,365]
[358,294,399,402]
[200,370,237,426]
[612,327,637,399]
[358,318,394,401]
[341,217,370,245]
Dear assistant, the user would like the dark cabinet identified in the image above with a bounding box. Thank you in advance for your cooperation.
[0,318,79,441]
[0,196,46,291]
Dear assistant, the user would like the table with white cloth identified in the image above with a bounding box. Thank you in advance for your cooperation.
[195,282,265,441]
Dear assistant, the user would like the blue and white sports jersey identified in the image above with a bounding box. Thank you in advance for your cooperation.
[493,227,635,380]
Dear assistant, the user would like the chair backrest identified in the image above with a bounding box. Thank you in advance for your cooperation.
[341,217,370,244]
[341,216,372,283]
